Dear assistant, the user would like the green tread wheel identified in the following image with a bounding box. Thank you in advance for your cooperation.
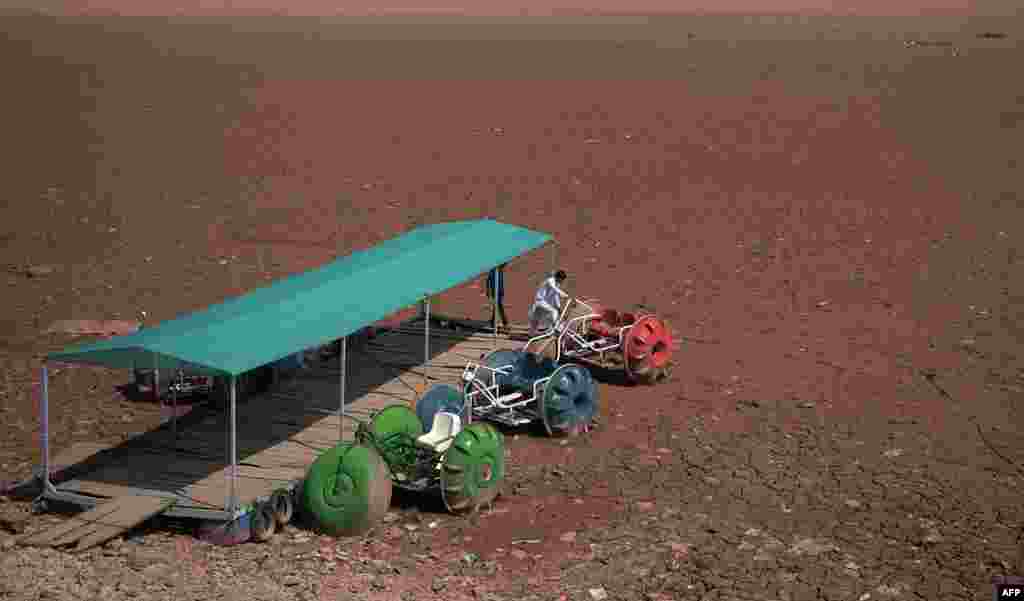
[540,363,598,436]
[441,423,505,514]
[368,404,423,474]
[302,443,392,536]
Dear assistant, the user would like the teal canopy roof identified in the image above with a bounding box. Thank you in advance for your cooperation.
[47,219,551,376]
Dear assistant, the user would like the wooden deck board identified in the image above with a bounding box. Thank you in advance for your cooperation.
[19,501,126,547]
[73,496,174,551]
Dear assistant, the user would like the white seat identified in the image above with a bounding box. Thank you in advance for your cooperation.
[416,412,462,453]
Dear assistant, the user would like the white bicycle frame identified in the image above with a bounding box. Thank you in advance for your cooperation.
[461,362,548,417]
[523,298,637,363]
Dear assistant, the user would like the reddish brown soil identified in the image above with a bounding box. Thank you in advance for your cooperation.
[1,6,1022,601]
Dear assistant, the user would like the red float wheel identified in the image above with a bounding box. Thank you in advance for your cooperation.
[623,315,673,384]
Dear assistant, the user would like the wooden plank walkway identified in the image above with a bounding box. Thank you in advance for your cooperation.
[18,495,172,550]
[34,324,523,528]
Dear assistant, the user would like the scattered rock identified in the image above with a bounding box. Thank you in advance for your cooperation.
[24,265,58,278]
[0,517,25,535]
[883,448,904,458]
[141,562,177,583]
[903,38,953,48]
[127,547,169,569]
[876,584,903,596]
[589,587,609,601]
[116,570,145,592]
[844,499,863,509]
[788,538,838,557]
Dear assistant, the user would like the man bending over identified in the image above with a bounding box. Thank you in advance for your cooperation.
[528,269,569,338]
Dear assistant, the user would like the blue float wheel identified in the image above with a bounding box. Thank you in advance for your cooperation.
[416,384,466,432]
[462,350,530,406]
[540,364,598,436]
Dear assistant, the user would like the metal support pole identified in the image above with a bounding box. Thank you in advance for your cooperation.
[172,369,180,441]
[339,337,347,443]
[423,297,431,391]
[493,267,500,351]
[227,376,238,513]
[549,240,557,276]
[39,364,51,491]
[152,349,160,404]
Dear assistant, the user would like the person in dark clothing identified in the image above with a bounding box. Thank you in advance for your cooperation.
[485,263,509,333]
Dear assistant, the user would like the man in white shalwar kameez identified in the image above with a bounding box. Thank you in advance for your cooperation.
[528,269,569,337]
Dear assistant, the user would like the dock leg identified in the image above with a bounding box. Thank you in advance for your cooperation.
[38,364,53,499]
[172,369,179,441]
[550,240,557,277]
[424,296,430,391]
[227,376,238,514]
[494,268,500,352]
[340,336,346,443]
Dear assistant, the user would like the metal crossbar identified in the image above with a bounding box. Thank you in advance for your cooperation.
[523,298,637,363]
[462,362,548,414]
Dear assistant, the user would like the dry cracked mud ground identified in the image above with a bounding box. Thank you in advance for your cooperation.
[1,5,1022,600]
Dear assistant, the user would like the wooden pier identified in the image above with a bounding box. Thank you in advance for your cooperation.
[25,319,525,548]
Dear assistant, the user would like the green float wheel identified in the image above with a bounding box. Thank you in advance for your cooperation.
[250,501,277,542]
[540,363,598,436]
[367,404,423,474]
[302,443,393,536]
[441,423,505,514]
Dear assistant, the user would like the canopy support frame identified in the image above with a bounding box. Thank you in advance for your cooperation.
[226,376,238,514]
[339,337,347,443]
